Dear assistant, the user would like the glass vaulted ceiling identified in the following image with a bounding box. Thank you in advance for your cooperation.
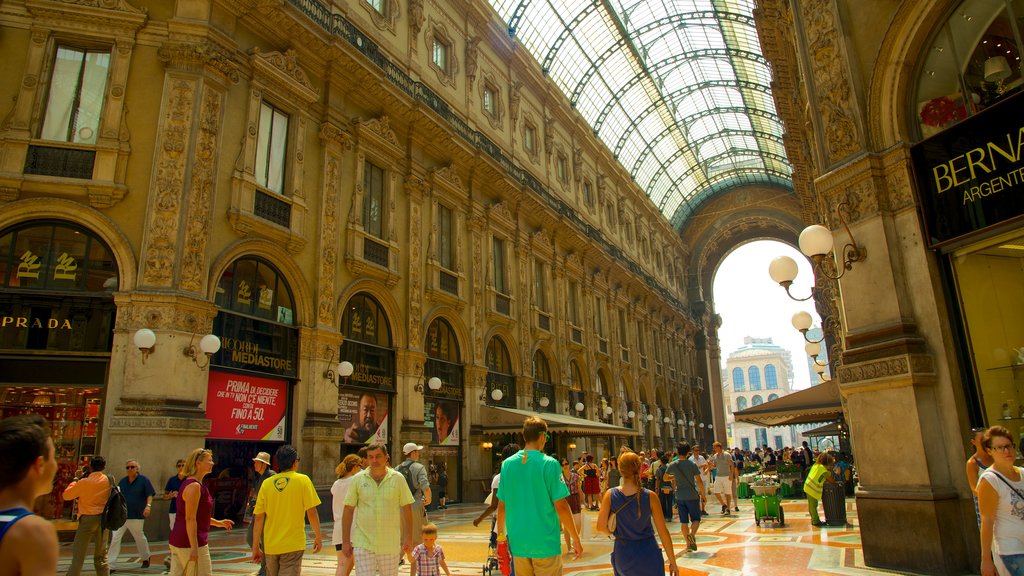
[487,0,792,228]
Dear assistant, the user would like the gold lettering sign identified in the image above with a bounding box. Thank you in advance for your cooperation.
[16,251,41,279]
[54,252,78,281]
[237,280,252,305]
[365,314,376,339]
[1,316,73,330]
[928,126,1024,204]
[351,313,362,335]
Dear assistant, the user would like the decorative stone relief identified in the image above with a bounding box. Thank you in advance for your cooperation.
[509,81,522,130]
[179,85,223,293]
[318,158,341,326]
[158,40,239,84]
[354,115,400,148]
[362,0,400,32]
[407,176,425,348]
[465,36,480,88]
[141,79,194,287]
[250,48,318,102]
[802,1,860,165]
[409,0,424,40]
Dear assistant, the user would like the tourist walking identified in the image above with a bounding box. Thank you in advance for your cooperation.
[606,457,621,491]
[397,443,432,552]
[247,451,276,576]
[473,443,519,550]
[978,426,1024,575]
[665,443,705,552]
[654,453,673,522]
[107,459,156,570]
[341,443,414,576]
[436,463,449,510]
[0,414,59,575]
[597,451,678,575]
[708,442,735,516]
[168,449,235,576]
[560,458,583,549]
[689,446,709,516]
[63,455,112,576]
[332,454,362,576]
[967,427,995,526]
[497,416,582,575]
[410,522,451,576]
[804,452,835,527]
[251,445,322,576]
[163,459,187,529]
[731,448,743,512]
[579,455,600,510]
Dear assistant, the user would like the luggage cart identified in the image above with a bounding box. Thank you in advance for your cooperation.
[751,483,785,527]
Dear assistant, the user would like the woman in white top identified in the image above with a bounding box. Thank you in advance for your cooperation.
[978,425,1024,576]
[331,454,362,576]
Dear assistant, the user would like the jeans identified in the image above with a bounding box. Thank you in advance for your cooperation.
[108,518,151,563]
[66,514,109,576]
[658,490,674,521]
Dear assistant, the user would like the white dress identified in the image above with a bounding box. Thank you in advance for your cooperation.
[979,466,1024,574]
[331,475,356,546]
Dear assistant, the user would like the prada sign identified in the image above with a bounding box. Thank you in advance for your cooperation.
[911,91,1024,248]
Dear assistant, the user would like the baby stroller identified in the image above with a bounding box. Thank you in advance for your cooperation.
[481,540,500,576]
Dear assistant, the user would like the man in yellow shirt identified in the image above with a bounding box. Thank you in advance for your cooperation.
[251,445,322,576]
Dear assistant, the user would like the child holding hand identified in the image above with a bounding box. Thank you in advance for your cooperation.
[411,523,451,576]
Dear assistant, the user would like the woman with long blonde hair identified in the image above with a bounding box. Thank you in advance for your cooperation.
[332,454,363,576]
[597,452,677,575]
[168,449,234,576]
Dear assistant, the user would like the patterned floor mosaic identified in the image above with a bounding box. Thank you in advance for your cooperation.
[58,499,941,575]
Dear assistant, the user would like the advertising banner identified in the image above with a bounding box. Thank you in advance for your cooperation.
[425,398,460,446]
[338,390,389,445]
[206,370,288,441]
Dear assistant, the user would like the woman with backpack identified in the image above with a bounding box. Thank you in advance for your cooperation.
[597,452,678,575]
[168,448,235,576]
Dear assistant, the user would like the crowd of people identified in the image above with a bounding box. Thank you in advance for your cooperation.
[0,411,866,576]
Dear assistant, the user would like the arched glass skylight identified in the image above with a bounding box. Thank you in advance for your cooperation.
[487,0,792,228]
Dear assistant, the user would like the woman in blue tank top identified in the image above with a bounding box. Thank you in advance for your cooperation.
[597,452,678,575]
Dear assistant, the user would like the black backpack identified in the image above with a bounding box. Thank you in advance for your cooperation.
[101,475,128,531]
[397,460,421,498]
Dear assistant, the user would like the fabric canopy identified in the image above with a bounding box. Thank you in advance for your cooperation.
[801,421,844,438]
[479,405,640,437]
[732,379,843,427]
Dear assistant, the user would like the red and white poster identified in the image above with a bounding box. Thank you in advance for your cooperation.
[207,370,288,441]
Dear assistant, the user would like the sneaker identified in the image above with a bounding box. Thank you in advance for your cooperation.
[721,504,727,514]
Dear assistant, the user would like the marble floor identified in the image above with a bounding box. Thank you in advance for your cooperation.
[59,498,934,575]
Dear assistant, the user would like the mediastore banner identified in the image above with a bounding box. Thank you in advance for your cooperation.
[910,90,1024,247]
[206,370,288,441]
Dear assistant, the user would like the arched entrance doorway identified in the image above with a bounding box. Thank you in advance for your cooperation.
[338,293,395,452]
[424,317,463,503]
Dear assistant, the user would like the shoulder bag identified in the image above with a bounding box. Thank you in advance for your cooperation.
[606,488,641,533]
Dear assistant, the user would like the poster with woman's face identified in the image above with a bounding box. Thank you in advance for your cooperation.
[338,390,389,444]
[426,399,460,446]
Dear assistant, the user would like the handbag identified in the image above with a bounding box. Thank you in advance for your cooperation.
[606,488,641,533]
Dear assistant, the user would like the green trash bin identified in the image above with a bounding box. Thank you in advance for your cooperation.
[738,482,749,499]
[779,482,793,497]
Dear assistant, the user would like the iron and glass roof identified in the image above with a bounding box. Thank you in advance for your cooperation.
[487,0,792,228]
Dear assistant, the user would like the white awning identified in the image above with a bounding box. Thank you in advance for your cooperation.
[479,405,640,437]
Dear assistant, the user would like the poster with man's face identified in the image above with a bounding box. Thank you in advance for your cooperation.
[426,399,460,446]
[338,390,389,444]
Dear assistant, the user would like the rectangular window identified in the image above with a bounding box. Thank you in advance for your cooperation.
[534,260,547,312]
[438,204,453,270]
[524,124,536,153]
[583,181,593,206]
[637,322,645,355]
[556,155,567,183]
[41,46,111,144]
[618,309,627,346]
[362,161,385,239]
[594,296,605,337]
[255,101,289,194]
[432,37,448,70]
[492,237,506,295]
[368,0,385,15]
[605,201,615,226]
[483,86,495,115]
[568,280,579,325]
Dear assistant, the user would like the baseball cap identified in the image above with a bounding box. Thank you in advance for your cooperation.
[403,442,424,455]
[253,452,272,466]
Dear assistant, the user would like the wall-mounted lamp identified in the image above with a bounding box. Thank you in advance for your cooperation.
[481,388,504,402]
[574,402,585,413]
[646,414,654,422]
[790,311,827,345]
[324,354,355,388]
[415,376,443,394]
[768,202,865,301]
[698,423,705,429]
[707,423,713,430]
[539,396,550,408]
[663,416,671,424]
[603,405,614,416]
[568,443,577,450]
[627,410,636,419]
[677,419,684,426]
[133,328,156,363]
[482,441,493,450]
[183,332,221,370]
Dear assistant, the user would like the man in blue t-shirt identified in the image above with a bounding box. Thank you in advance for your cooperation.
[108,459,156,570]
[497,416,582,575]
[665,443,705,553]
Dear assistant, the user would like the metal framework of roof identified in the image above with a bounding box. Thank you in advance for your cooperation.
[487,0,793,229]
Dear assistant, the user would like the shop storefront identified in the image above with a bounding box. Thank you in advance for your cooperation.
[206,257,298,521]
[0,220,117,522]
[338,293,395,456]
[423,318,463,504]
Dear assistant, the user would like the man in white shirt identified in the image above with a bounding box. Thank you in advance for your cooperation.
[689,446,709,516]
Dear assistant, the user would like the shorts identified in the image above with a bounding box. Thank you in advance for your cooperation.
[676,499,701,524]
[713,476,732,495]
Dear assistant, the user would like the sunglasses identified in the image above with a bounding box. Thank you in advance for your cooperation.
[126,466,137,470]
[176,464,184,468]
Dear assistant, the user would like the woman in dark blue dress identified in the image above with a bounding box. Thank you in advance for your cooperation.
[597,452,678,575]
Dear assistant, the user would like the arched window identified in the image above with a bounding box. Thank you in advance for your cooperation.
[532,350,554,412]
[752,395,763,406]
[569,360,584,391]
[736,396,748,411]
[732,367,745,391]
[486,337,515,407]
[217,257,295,324]
[425,317,459,362]
[765,364,778,389]
[1,221,119,292]
[533,350,552,383]
[748,366,762,391]
[767,393,779,402]
[341,293,391,346]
